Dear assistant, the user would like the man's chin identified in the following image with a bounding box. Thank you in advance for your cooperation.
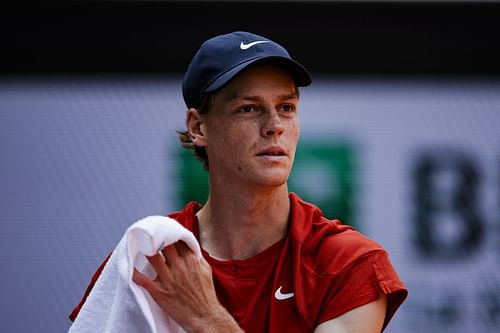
[253,172,290,188]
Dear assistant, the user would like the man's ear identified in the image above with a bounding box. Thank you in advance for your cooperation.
[187,108,208,147]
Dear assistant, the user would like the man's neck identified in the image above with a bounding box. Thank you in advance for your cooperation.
[196,185,291,261]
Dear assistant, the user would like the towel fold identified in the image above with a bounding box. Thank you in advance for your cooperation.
[68,215,202,333]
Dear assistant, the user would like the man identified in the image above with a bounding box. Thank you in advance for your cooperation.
[70,31,407,332]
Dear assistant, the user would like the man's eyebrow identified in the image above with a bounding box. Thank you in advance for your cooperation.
[224,91,300,102]
[279,91,300,100]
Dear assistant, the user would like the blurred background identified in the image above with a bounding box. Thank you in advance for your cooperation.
[1,0,500,332]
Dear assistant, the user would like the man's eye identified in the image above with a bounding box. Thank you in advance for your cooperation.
[280,104,295,112]
[239,105,256,113]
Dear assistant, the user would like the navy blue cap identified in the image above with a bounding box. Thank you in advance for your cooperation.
[182,31,312,109]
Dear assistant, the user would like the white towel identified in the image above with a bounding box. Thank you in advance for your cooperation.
[68,215,202,333]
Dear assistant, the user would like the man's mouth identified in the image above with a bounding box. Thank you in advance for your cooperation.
[256,147,286,156]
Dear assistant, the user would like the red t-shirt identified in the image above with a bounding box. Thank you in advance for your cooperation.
[70,193,408,332]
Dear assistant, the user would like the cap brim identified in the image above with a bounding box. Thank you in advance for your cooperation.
[204,56,312,94]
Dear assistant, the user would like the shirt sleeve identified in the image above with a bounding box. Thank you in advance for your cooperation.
[317,250,408,330]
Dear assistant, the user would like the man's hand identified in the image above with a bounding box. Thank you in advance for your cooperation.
[133,241,243,333]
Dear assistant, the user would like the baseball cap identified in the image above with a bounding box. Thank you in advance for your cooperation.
[182,31,312,109]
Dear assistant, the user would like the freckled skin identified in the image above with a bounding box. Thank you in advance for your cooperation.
[201,64,300,191]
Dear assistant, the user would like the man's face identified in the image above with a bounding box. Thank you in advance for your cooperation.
[201,64,300,189]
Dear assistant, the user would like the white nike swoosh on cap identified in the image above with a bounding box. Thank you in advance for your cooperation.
[274,286,294,300]
[240,40,270,50]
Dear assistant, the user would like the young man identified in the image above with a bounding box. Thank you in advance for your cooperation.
[70,31,407,332]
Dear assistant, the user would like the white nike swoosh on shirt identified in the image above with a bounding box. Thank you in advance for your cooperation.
[240,40,270,50]
[274,286,295,300]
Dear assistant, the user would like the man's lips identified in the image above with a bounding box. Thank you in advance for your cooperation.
[256,146,287,156]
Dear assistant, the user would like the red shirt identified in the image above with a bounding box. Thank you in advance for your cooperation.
[70,193,408,332]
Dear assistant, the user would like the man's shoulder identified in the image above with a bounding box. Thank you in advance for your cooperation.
[290,192,384,256]
[301,216,386,277]
[314,218,383,252]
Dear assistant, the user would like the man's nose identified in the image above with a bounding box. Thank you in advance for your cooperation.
[261,110,285,137]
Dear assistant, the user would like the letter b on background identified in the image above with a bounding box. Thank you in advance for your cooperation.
[411,150,484,259]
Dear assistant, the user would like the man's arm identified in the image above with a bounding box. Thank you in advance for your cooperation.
[133,241,243,333]
[314,293,387,333]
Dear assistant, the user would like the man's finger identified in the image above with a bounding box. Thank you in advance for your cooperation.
[133,268,155,290]
[162,244,178,266]
[146,253,171,279]
[174,240,194,257]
